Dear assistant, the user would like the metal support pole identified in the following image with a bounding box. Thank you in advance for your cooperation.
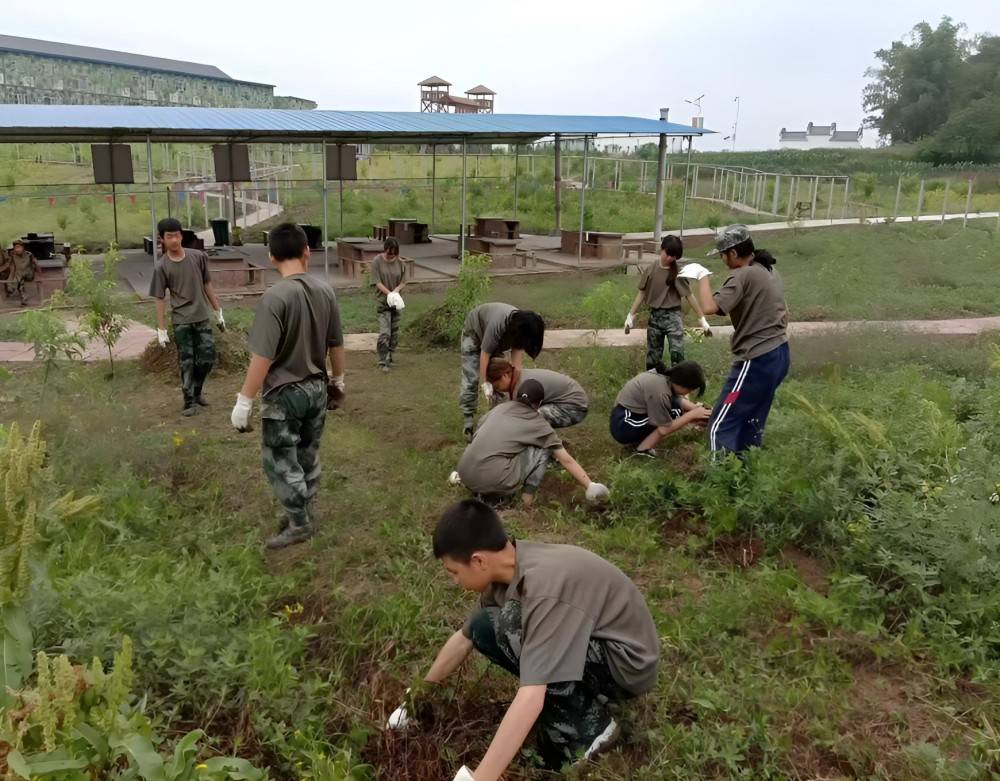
[692,164,699,199]
[893,176,902,219]
[146,137,157,265]
[338,145,344,236]
[772,175,780,214]
[321,143,329,278]
[963,179,973,228]
[111,181,119,245]
[653,109,668,241]
[577,137,589,268]
[940,180,950,224]
[460,138,468,260]
[841,178,850,219]
[431,144,437,233]
[810,176,819,219]
[679,136,693,237]
[513,144,519,220]
[827,178,835,221]
[554,133,562,233]
[916,179,925,220]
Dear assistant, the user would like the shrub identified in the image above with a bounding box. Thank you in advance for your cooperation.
[65,244,130,377]
[21,307,85,388]
[410,252,491,346]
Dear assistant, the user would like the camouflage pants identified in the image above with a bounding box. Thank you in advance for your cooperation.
[646,306,685,369]
[4,273,30,303]
[539,402,588,429]
[467,602,632,770]
[376,302,401,367]
[459,335,482,425]
[173,320,216,406]
[261,377,328,530]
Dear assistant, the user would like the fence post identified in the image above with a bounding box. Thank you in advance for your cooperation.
[692,165,699,199]
[810,176,819,219]
[963,178,973,228]
[827,178,835,221]
[940,179,950,225]
[772,175,780,214]
[711,167,717,199]
[841,178,849,219]
[893,176,902,219]
[916,179,925,221]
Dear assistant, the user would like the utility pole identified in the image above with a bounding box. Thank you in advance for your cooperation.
[731,96,741,152]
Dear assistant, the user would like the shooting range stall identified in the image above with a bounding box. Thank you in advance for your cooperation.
[0,105,712,275]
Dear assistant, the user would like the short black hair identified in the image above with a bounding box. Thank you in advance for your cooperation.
[157,217,183,238]
[433,499,509,563]
[516,378,544,407]
[508,310,545,359]
[731,237,755,259]
[661,234,683,258]
[268,222,308,261]
[383,237,400,255]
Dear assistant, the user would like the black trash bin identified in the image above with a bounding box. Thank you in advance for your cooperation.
[299,224,322,251]
[210,218,230,247]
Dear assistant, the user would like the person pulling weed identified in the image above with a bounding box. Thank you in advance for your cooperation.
[460,302,545,442]
[149,218,225,416]
[387,499,659,779]
[371,237,406,372]
[485,358,588,429]
[695,224,790,454]
[624,235,712,368]
[609,361,711,456]
[450,379,607,507]
[230,223,345,550]
[1,239,39,307]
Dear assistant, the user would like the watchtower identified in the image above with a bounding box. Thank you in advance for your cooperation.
[419,76,452,112]
[465,85,496,114]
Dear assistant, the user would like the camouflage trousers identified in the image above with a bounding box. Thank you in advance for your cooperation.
[646,306,685,369]
[173,320,216,406]
[4,273,31,303]
[376,302,401,367]
[261,376,328,530]
[539,402,588,429]
[467,602,632,770]
[459,335,512,426]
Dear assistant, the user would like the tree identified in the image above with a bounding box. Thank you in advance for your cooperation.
[21,307,86,390]
[918,96,1000,163]
[65,243,130,378]
[863,18,970,143]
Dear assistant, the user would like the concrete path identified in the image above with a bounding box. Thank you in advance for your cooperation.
[1,316,998,364]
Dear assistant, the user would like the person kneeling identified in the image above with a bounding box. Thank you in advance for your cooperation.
[454,379,606,506]
[388,499,660,779]
[610,361,710,456]
[486,359,588,429]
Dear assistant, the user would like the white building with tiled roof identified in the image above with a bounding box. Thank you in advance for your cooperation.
[778,122,862,149]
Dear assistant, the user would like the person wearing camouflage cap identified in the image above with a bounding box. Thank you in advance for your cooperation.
[695,225,790,454]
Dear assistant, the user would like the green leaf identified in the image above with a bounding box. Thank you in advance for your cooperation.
[202,757,266,780]
[165,729,204,778]
[7,748,89,776]
[1,605,34,708]
[113,732,167,781]
[74,721,109,762]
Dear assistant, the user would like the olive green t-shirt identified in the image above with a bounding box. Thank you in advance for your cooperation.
[370,254,404,300]
[615,370,680,427]
[517,369,588,410]
[247,273,344,395]
[149,250,213,324]
[638,262,690,309]
[456,401,561,495]
[9,250,37,279]
[462,540,660,694]
[463,302,517,355]
[713,262,788,360]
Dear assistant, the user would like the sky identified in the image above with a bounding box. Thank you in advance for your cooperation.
[3,0,998,151]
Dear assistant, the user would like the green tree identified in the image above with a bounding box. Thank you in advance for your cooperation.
[65,243,129,378]
[22,307,86,389]
[919,96,1000,163]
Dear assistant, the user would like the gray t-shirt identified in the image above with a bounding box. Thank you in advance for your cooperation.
[615,370,680,427]
[247,273,344,395]
[370,254,404,299]
[149,250,213,324]
[462,540,660,694]
[463,303,517,355]
[638,262,690,309]
[713,262,788,360]
[518,369,588,410]
[457,401,561,495]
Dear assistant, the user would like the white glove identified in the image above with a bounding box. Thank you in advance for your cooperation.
[387,291,405,310]
[386,690,413,730]
[453,767,475,781]
[156,329,169,348]
[331,374,345,392]
[698,316,712,334]
[448,470,463,486]
[216,309,226,331]
[677,262,713,280]
[624,313,634,330]
[481,381,494,402]
[585,482,610,503]
[230,393,253,432]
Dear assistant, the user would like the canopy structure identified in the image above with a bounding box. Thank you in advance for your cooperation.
[0,105,712,144]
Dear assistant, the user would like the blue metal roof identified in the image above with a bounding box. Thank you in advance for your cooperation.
[0,105,713,143]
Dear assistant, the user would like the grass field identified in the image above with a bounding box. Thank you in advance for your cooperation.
[5,317,1000,779]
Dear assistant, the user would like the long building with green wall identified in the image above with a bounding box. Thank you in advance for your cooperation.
[0,34,315,109]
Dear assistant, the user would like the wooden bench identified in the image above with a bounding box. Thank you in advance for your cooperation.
[372,225,388,241]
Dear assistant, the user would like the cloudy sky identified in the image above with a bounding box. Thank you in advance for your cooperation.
[4,0,997,150]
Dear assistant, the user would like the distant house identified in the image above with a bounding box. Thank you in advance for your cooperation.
[778,122,862,149]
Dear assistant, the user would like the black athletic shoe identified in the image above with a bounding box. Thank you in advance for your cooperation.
[265,523,314,550]
[181,405,198,417]
[463,426,474,443]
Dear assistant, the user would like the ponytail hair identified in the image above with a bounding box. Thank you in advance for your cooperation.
[753,249,777,271]
[652,360,706,398]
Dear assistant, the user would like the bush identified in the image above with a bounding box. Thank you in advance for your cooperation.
[410,252,491,346]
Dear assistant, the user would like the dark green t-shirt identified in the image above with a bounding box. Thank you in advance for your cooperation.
[638,262,689,309]
[370,254,404,299]
[463,303,517,355]
[248,273,344,395]
[713,262,788,360]
[149,250,213,324]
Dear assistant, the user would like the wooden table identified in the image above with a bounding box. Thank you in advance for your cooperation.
[586,231,625,260]
[468,237,520,268]
[206,253,265,292]
[338,239,387,279]
[474,216,521,240]
[388,218,429,245]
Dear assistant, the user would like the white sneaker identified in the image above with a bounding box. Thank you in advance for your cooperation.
[582,718,620,761]
[448,471,463,486]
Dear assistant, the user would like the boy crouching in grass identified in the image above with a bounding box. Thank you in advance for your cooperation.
[387,499,660,778]
[230,223,345,550]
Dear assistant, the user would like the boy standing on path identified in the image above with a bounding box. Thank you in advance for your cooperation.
[2,240,40,306]
[371,237,406,372]
[230,222,346,550]
[149,218,225,416]
[388,500,659,778]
